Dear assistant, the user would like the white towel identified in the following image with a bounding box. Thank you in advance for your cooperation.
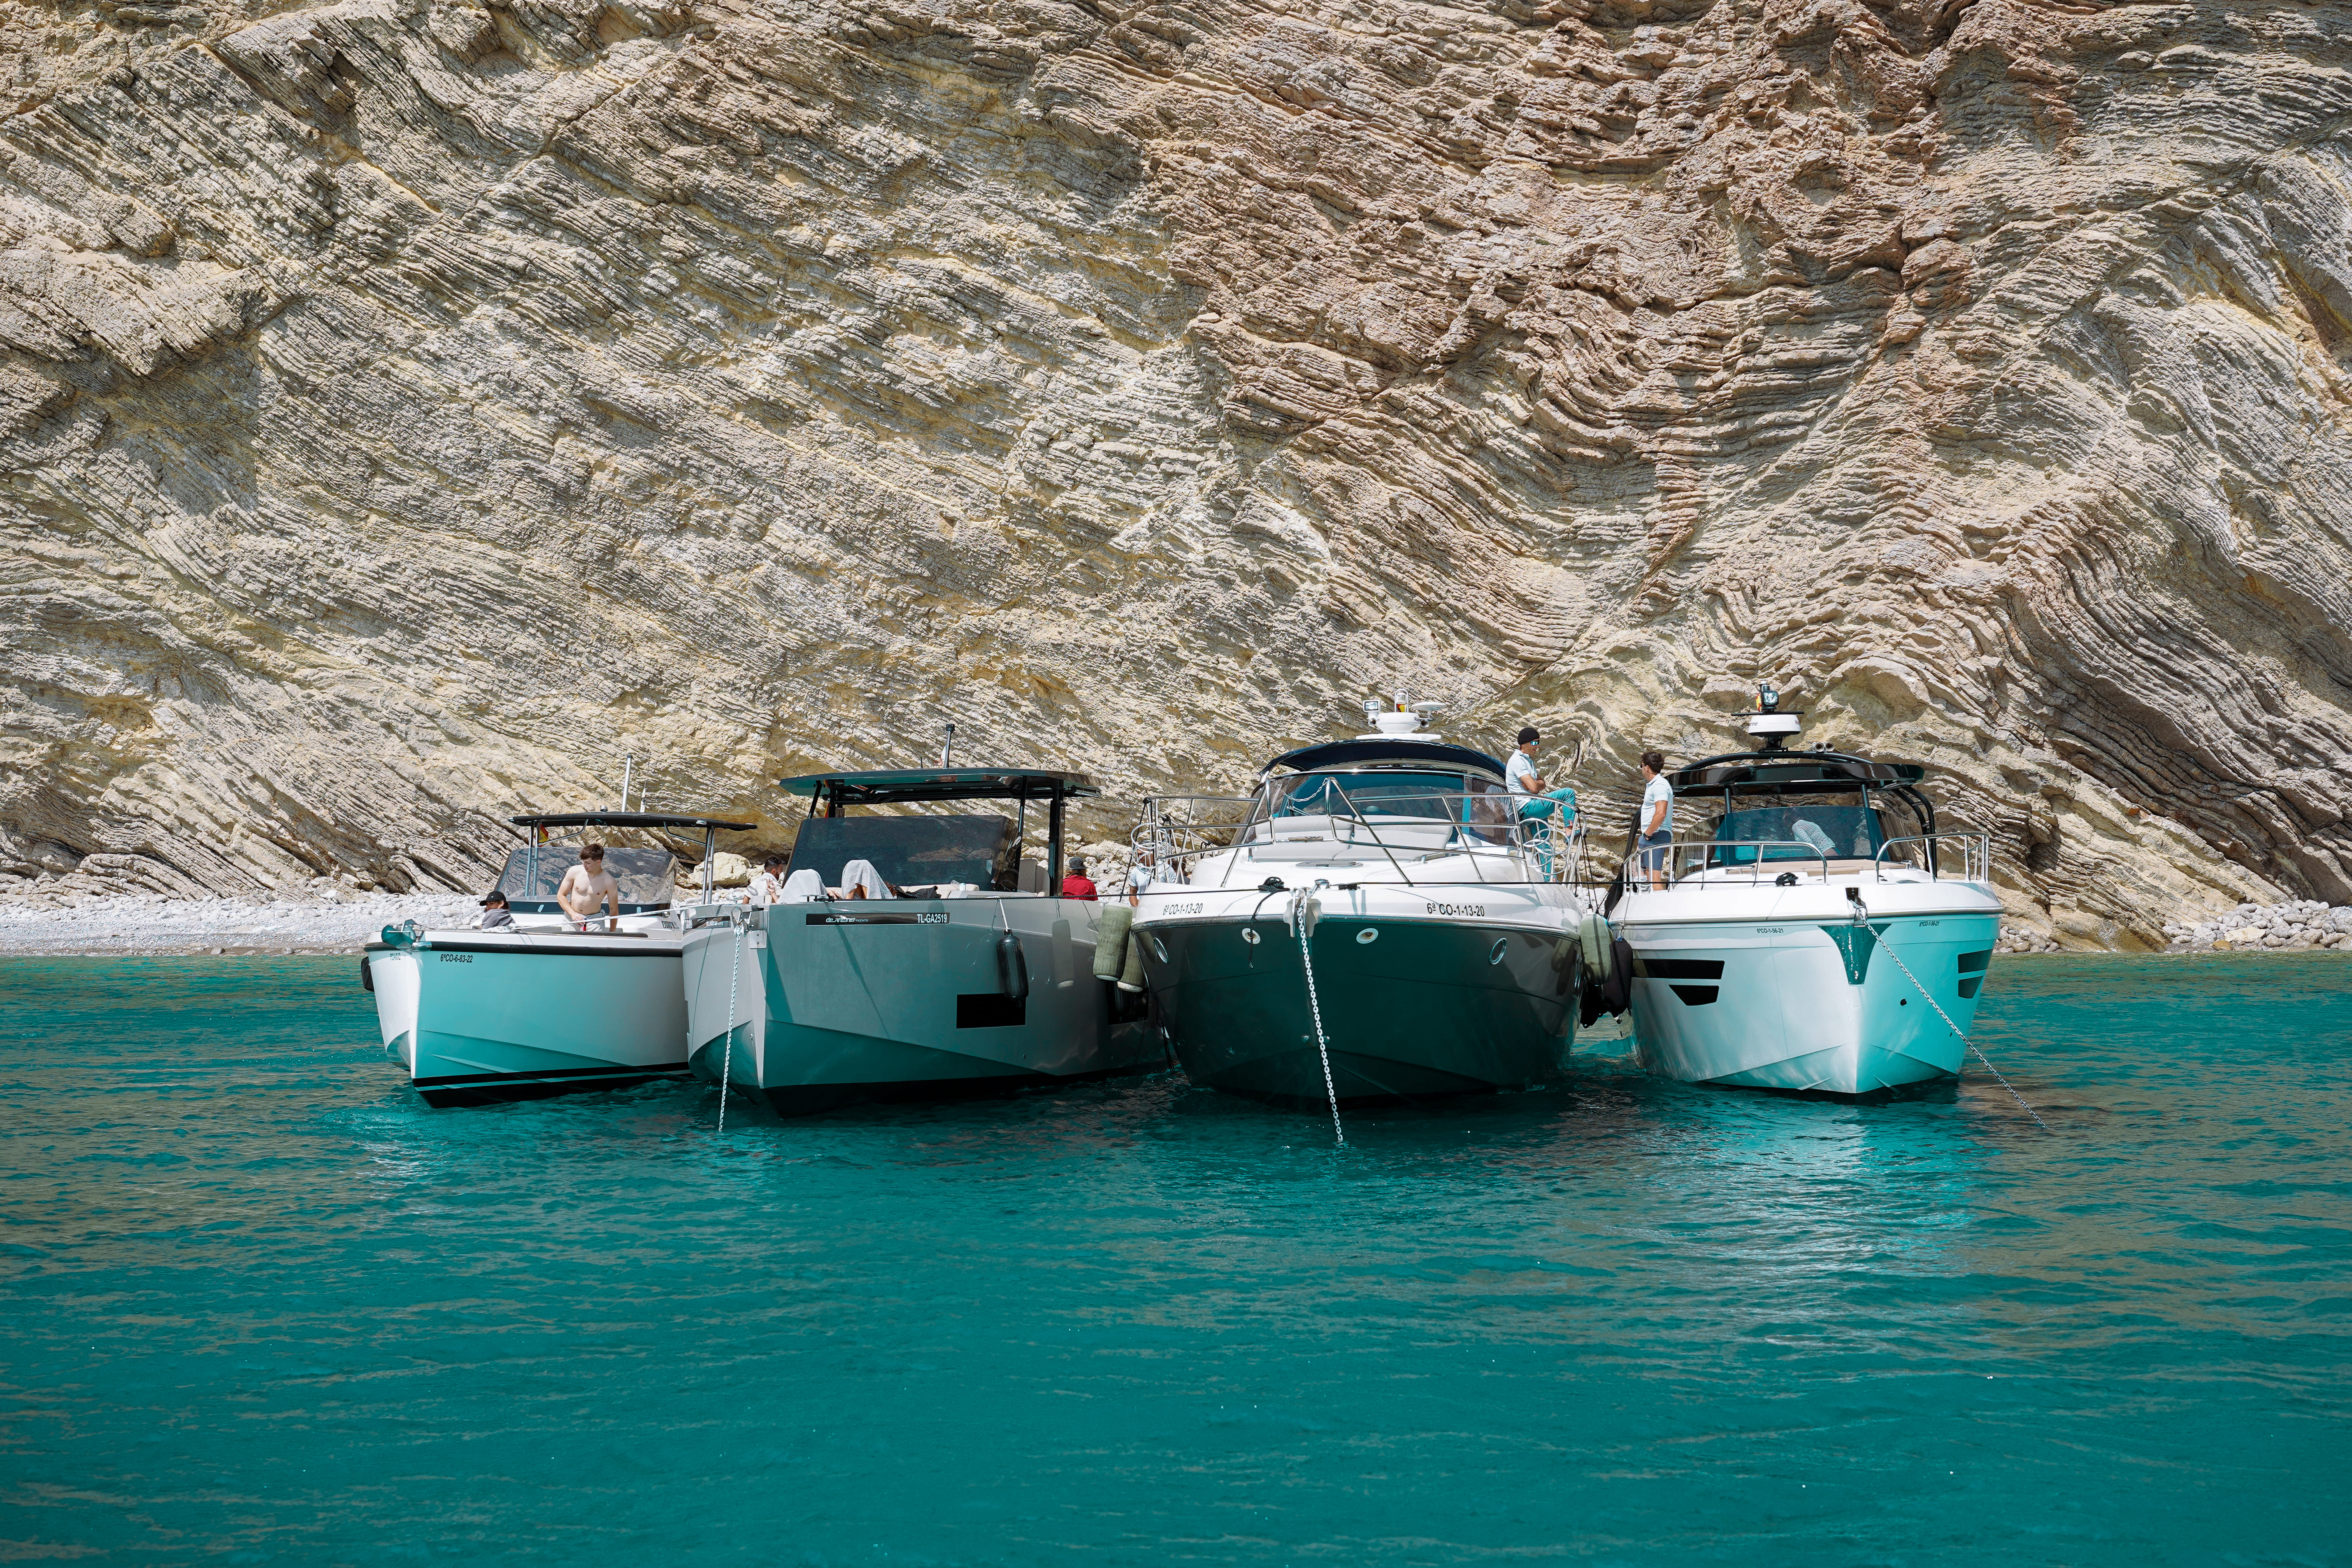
[781,868,828,903]
[1791,818,1836,856]
[839,859,891,901]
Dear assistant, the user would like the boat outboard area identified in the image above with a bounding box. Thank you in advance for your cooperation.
[681,767,1162,1117]
[363,811,754,1107]
[1609,689,2002,1096]
[1128,695,1600,1107]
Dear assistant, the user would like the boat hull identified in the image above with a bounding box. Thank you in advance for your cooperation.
[683,898,1161,1116]
[364,933,690,1107]
[1139,914,1580,1105]
[1623,902,2000,1094]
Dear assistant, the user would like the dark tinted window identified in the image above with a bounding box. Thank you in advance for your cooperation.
[788,814,1020,891]
[1271,771,1471,819]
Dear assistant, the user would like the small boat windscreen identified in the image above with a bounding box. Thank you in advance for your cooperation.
[1709,801,1885,863]
[1264,771,1506,822]
[495,846,679,908]
[787,813,1020,892]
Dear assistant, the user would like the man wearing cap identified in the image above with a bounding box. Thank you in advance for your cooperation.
[476,890,516,930]
[1506,726,1577,858]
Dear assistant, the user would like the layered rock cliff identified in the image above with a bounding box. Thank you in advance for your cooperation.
[5,0,2350,945]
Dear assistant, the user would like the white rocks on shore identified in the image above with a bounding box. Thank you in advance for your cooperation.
[2163,902,2352,953]
[0,890,478,955]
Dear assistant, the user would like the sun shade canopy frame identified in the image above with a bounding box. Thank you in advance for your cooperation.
[776,769,1099,806]
[1261,739,1510,779]
[511,811,758,831]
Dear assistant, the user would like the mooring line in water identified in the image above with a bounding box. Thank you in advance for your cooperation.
[718,908,743,1134]
[1292,883,1345,1147]
[1852,898,2049,1132]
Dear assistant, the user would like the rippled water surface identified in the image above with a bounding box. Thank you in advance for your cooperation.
[3,955,2348,1565]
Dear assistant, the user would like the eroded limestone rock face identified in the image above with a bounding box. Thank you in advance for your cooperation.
[3,0,2349,945]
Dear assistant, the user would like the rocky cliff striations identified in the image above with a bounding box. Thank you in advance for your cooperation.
[4,0,2350,946]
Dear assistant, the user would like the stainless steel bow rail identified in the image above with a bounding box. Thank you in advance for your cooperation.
[1616,832,1996,889]
[1131,787,1595,888]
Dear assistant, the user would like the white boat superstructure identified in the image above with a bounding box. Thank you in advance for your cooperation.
[1131,697,1601,1104]
[1611,691,2001,1095]
[363,810,753,1106]
[679,767,1161,1115]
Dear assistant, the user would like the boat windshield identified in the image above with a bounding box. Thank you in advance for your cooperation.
[1260,770,1502,820]
[495,845,679,911]
[1709,799,1886,863]
[786,813,1021,892]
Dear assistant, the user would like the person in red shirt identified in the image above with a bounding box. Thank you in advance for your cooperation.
[1059,856,1098,900]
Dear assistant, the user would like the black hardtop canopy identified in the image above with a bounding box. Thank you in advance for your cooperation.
[511,811,758,831]
[778,767,1098,806]
[1262,738,1510,778]
[1667,749,1925,791]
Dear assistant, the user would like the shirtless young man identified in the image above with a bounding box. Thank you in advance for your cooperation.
[557,843,621,930]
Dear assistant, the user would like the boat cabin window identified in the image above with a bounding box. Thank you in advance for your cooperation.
[1708,799,1886,864]
[786,814,1020,892]
[494,845,679,912]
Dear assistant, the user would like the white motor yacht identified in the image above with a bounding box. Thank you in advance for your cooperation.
[681,768,1161,1116]
[1127,695,1594,1106]
[1610,688,2001,1095]
[362,811,753,1106]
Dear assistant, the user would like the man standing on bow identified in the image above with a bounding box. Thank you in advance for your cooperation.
[1638,752,1674,890]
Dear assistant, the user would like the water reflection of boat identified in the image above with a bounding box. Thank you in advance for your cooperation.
[682,769,1160,1116]
[1130,695,1590,1107]
[1610,688,2001,1095]
[363,811,751,1107]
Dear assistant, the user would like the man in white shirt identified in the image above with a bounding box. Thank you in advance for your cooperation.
[746,855,786,905]
[1125,849,1163,904]
[1505,726,1576,865]
[1638,751,1673,889]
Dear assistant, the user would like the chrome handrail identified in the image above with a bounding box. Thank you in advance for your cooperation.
[1874,832,1992,883]
[1623,832,1995,889]
[1620,838,1834,888]
[1130,788,1586,886]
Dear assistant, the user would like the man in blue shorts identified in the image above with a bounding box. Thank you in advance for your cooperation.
[1638,751,1673,889]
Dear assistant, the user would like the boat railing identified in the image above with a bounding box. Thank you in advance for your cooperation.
[1132,789,1590,886]
[1623,832,1994,889]
[1620,838,1834,888]
[1874,832,1992,883]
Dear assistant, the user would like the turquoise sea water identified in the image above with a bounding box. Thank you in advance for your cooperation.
[2,955,2347,1566]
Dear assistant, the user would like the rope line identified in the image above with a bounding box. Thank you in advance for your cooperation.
[1855,903,2049,1132]
[718,908,742,1134]
[1292,885,1345,1147]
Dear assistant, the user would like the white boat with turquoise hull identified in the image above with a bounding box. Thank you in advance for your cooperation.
[1610,694,2001,1095]
[363,811,753,1106]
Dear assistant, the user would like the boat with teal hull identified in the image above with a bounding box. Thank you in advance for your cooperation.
[1141,909,1578,1104]
[682,766,1161,1116]
[1130,694,1595,1109]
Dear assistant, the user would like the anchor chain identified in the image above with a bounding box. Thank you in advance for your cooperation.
[1292,880,1345,1146]
[1850,892,2049,1132]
